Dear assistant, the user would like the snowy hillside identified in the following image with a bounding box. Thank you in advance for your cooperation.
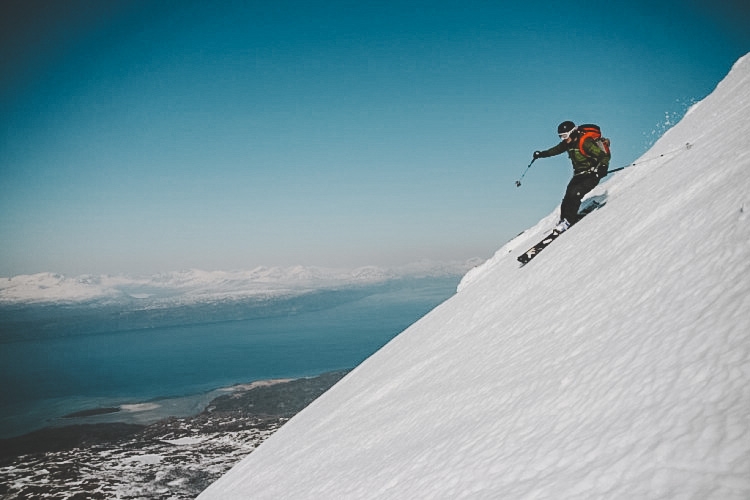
[199,54,750,499]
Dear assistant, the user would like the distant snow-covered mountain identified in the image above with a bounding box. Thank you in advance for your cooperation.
[0,260,479,305]
[198,54,750,499]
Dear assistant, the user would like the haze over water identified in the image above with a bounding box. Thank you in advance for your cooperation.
[0,275,459,439]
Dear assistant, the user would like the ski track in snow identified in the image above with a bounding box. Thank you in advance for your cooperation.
[111,53,749,499]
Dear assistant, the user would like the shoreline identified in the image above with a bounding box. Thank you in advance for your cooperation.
[0,370,349,461]
[61,407,120,418]
[0,370,350,498]
[51,377,300,427]
[2,377,311,440]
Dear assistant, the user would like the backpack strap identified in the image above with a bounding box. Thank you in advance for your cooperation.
[577,124,611,158]
[578,133,597,157]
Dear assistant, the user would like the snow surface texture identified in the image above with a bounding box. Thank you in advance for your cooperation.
[199,54,750,499]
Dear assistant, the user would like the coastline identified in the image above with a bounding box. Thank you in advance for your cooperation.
[0,371,347,461]
[62,407,120,418]
[1,377,303,441]
[0,370,349,499]
[57,377,298,427]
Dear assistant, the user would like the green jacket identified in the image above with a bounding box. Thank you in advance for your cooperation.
[538,136,610,176]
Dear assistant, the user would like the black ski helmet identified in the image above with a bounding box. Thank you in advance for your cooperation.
[557,121,576,135]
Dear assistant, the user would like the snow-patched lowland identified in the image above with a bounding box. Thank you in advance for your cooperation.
[198,54,750,499]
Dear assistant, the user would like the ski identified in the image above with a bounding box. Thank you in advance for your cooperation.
[517,230,562,265]
[517,200,605,265]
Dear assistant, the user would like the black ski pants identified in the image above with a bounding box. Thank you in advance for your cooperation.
[561,173,599,223]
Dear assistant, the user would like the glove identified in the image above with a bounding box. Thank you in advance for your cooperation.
[533,150,543,159]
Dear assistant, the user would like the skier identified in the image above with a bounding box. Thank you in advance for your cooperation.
[533,121,610,233]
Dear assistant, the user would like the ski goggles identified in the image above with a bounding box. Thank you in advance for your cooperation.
[559,127,578,140]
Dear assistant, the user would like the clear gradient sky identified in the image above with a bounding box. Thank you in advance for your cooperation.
[1,0,748,276]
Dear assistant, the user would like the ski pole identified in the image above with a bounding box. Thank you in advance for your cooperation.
[604,142,693,177]
[515,158,536,187]
[605,166,626,175]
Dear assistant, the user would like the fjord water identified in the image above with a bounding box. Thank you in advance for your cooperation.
[0,276,459,439]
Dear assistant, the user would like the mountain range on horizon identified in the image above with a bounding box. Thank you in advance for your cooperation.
[0,259,480,305]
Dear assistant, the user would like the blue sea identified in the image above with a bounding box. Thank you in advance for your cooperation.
[0,276,459,439]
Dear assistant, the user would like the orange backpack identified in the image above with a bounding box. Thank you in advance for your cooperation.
[577,124,611,158]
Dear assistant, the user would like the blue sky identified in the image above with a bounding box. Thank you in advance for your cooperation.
[1,0,748,276]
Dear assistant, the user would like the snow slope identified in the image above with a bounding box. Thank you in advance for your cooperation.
[198,54,750,499]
